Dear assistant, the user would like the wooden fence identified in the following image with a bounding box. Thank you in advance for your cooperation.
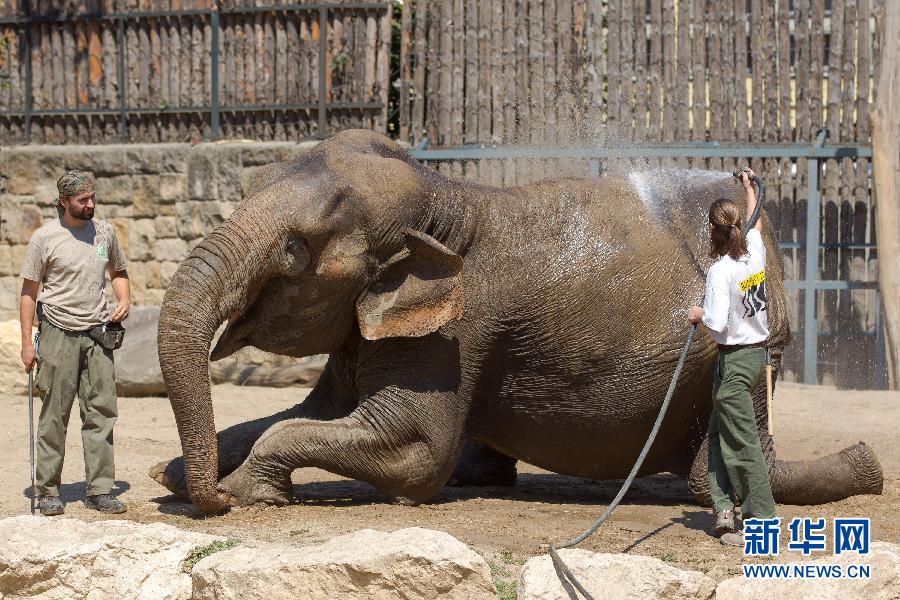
[0,0,391,143]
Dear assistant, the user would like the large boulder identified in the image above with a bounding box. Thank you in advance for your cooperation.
[518,549,717,600]
[114,306,327,395]
[0,515,224,600]
[714,541,900,600]
[0,319,31,396]
[191,527,497,600]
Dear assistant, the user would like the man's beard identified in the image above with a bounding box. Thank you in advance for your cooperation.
[68,205,94,220]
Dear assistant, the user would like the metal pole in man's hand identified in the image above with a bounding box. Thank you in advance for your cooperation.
[28,369,36,515]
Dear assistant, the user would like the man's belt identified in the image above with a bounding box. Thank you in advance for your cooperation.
[717,340,768,352]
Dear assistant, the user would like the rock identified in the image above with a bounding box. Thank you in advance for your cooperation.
[191,527,497,600]
[0,319,32,396]
[114,308,328,396]
[518,549,717,600]
[116,306,166,396]
[714,541,900,600]
[0,515,223,600]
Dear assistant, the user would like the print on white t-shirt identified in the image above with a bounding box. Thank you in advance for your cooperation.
[701,228,769,346]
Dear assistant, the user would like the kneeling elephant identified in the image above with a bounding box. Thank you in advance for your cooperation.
[151,129,883,515]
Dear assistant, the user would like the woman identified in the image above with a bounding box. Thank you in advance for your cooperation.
[687,168,776,547]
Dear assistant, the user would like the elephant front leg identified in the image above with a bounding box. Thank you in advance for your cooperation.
[218,393,465,507]
[150,360,358,499]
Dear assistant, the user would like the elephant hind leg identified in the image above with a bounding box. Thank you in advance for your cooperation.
[447,440,518,487]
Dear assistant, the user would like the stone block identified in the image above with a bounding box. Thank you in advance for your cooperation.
[0,276,18,315]
[126,261,147,292]
[97,203,134,219]
[217,150,243,202]
[90,148,130,176]
[124,145,162,174]
[132,175,162,218]
[191,528,496,600]
[0,515,223,600]
[33,185,59,207]
[714,541,900,600]
[160,173,187,203]
[146,261,161,288]
[154,238,189,262]
[159,261,180,288]
[188,152,217,201]
[109,218,129,257]
[160,146,190,173]
[95,174,134,205]
[240,165,269,198]
[177,201,228,240]
[10,244,26,277]
[155,216,178,238]
[0,245,13,277]
[142,288,166,306]
[6,153,37,194]
[0,202,43,245]
[519,550,717,600]
[128,219,156,261]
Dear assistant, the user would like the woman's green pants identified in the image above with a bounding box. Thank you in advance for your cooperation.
[707,346,777,519]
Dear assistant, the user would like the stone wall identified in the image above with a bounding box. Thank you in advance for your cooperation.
[0,141,319,320]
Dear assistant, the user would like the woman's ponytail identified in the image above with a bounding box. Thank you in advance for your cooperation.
[708,199,749,260]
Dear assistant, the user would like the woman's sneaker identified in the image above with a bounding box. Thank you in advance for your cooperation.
[714,509,739,534]
[38,495,65,516]
[84,494,126,514]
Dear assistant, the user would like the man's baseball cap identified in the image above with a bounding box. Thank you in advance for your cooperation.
[57,169,95,198]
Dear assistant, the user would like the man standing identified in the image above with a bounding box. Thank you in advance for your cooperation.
[19,170,130,516]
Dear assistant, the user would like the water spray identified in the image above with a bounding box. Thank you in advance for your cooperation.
[547,172,766,600]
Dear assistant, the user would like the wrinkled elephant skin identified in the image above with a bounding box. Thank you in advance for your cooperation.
[152,129,883,514]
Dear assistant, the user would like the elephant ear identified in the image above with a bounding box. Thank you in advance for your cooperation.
[357,230,464,340]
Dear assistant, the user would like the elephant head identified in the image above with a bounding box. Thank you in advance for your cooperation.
[158,130,464,513]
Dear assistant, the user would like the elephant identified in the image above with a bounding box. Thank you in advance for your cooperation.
[150,129,883,515]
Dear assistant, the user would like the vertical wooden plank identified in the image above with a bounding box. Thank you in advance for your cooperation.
[690,0,705,142]
[411,0,426,145]
[648,0,661,140]
[856,0,875,338]
[733,0,747,138]
[398,0,411,140]
[480,0,493,143]
[426,0,440,144]
[376,5,390,133]
[464,0,478,144]
[487,0,502,182]
[668,0,691,142]
[661,0,675,141]
[502,0,517,180]
[620,0,634,138]
[528,0,544,149]
[515,0,529,147]
[633,0,648,142]
[556,0,572,146]
[603,0,619,130]
[437,0,451,146]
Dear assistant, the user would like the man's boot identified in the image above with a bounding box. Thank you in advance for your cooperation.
[84,494,126,514]
[38,495,65,516]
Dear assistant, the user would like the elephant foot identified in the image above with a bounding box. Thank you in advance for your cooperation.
[448,441,518,487]
[149,458,191,501]
[217,461,293,507]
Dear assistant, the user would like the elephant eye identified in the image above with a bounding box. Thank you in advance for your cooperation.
[283,235,309,274]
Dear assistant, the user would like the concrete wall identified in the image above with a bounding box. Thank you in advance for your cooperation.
[0,141,319,320]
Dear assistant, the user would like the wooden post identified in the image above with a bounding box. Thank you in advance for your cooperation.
[871,0,900,389]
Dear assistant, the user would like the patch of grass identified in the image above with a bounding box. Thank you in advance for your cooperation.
[659,551,677,562]
[488,560,511,578]
[181,539,241,572]
[500,549,526,566]
[494,579,517,600]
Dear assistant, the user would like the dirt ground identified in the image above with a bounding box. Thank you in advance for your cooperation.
[1,381,897,586]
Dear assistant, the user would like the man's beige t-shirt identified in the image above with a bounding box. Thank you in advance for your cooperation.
[21,218,128,331]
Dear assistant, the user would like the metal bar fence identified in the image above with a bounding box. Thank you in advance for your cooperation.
[409,140,885,389]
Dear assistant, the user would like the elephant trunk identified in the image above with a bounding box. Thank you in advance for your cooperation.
[157,224,271,514]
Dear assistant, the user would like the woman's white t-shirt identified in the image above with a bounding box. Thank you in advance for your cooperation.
[701,228,769,345]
